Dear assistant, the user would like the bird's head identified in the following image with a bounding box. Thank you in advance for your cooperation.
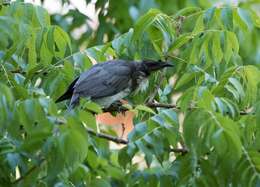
[140,60,174,75]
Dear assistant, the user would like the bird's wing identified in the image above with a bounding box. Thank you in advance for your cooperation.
[74,61,133,99]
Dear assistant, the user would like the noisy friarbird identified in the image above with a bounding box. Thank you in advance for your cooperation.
[56,60,173,110]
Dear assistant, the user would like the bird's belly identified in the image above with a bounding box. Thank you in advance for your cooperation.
[93,88,131,108]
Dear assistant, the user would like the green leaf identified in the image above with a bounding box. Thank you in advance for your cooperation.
[148,27,164,57]
[190,38,200,64]
[212,32,223,63]
[0,138,15,155]
[233,149,260,186]
[203,7,216,27]
[249,9,260,28]
[35,5,50,27]
[233,8,248,32]
[214,97,225,114]
[173,7,201,18]
[90,178,111,187]
[184,109,242,160]
[46,26,55,55]
[82,101,103,114]
[27,31,37,70]
[53,26,71,57]
[58,118,89,168]
[197,88,215,111]
[175,73,196,90]
[226,31,239,54]
[79,110,97,131]
[228,77,245,100]
[192,15,204,34]
[118,147,131,168]
[223,31,233,62]
[241,66,260,105]
[133,9,161,41]
[168,33,192,52]
[135,105,155,114]
[1,1,260,185]
[221,7,233,30]
[0,83,14,108]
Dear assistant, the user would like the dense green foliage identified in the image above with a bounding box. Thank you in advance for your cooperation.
[0,0,260,186]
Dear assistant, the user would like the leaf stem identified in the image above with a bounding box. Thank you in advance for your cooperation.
[12,159,45,184]
[0,63,13,87]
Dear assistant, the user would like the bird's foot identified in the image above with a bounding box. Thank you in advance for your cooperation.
[103,101,127,115]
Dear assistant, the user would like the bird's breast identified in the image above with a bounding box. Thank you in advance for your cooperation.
[93,88,131,108]
[136,77,149,92]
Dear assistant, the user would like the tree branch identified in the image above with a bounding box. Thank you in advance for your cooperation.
[146,102,254,115]
[87,102,252,147]
[146,102,180,109]
[86,127,129,144]
[85,128,188,154]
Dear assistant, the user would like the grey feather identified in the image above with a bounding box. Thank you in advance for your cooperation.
[70,60,135,107]
[56,59,173,109]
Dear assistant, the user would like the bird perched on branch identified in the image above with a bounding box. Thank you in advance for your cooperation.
[56,60,173,110]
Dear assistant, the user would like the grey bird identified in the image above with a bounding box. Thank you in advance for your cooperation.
[56,59,173,110]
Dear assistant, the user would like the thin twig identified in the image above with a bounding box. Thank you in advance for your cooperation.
[12,127,188,184]
[56,119,188,153]
[12,159,45,184]
[40,51,83,74]
[146,102,180,109]
[120,123,126,139]
[86,127,188,154]
[170,148,188,154]
[9,69,26,74]
[54,118,129,144]
[146,102,254,115]
[86,127,129,144]
[1,63,13,86]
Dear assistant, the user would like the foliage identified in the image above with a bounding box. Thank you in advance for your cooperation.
[51,0,226,50]
[0,0,260,186]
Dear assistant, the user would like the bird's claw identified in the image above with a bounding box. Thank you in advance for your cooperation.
[103,101,127,115]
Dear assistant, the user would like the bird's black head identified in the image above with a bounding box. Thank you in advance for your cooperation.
[140,60,173,75]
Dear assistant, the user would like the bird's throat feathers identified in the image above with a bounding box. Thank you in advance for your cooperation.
[136,78,149,93]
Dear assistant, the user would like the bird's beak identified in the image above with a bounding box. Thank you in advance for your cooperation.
[164,62,174,67]
[143,60,174,72]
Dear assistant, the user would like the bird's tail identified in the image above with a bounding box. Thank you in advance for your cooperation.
[68,93,80,111]
[55,77,79,103]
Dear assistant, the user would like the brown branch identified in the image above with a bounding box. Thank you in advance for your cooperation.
[86,127,129,144]
[146,102,254,115]
[146,102,180,109]
[54,118,129,144]
[86,128,188,154]
[13,126,188,185]
[120,123,126,139]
